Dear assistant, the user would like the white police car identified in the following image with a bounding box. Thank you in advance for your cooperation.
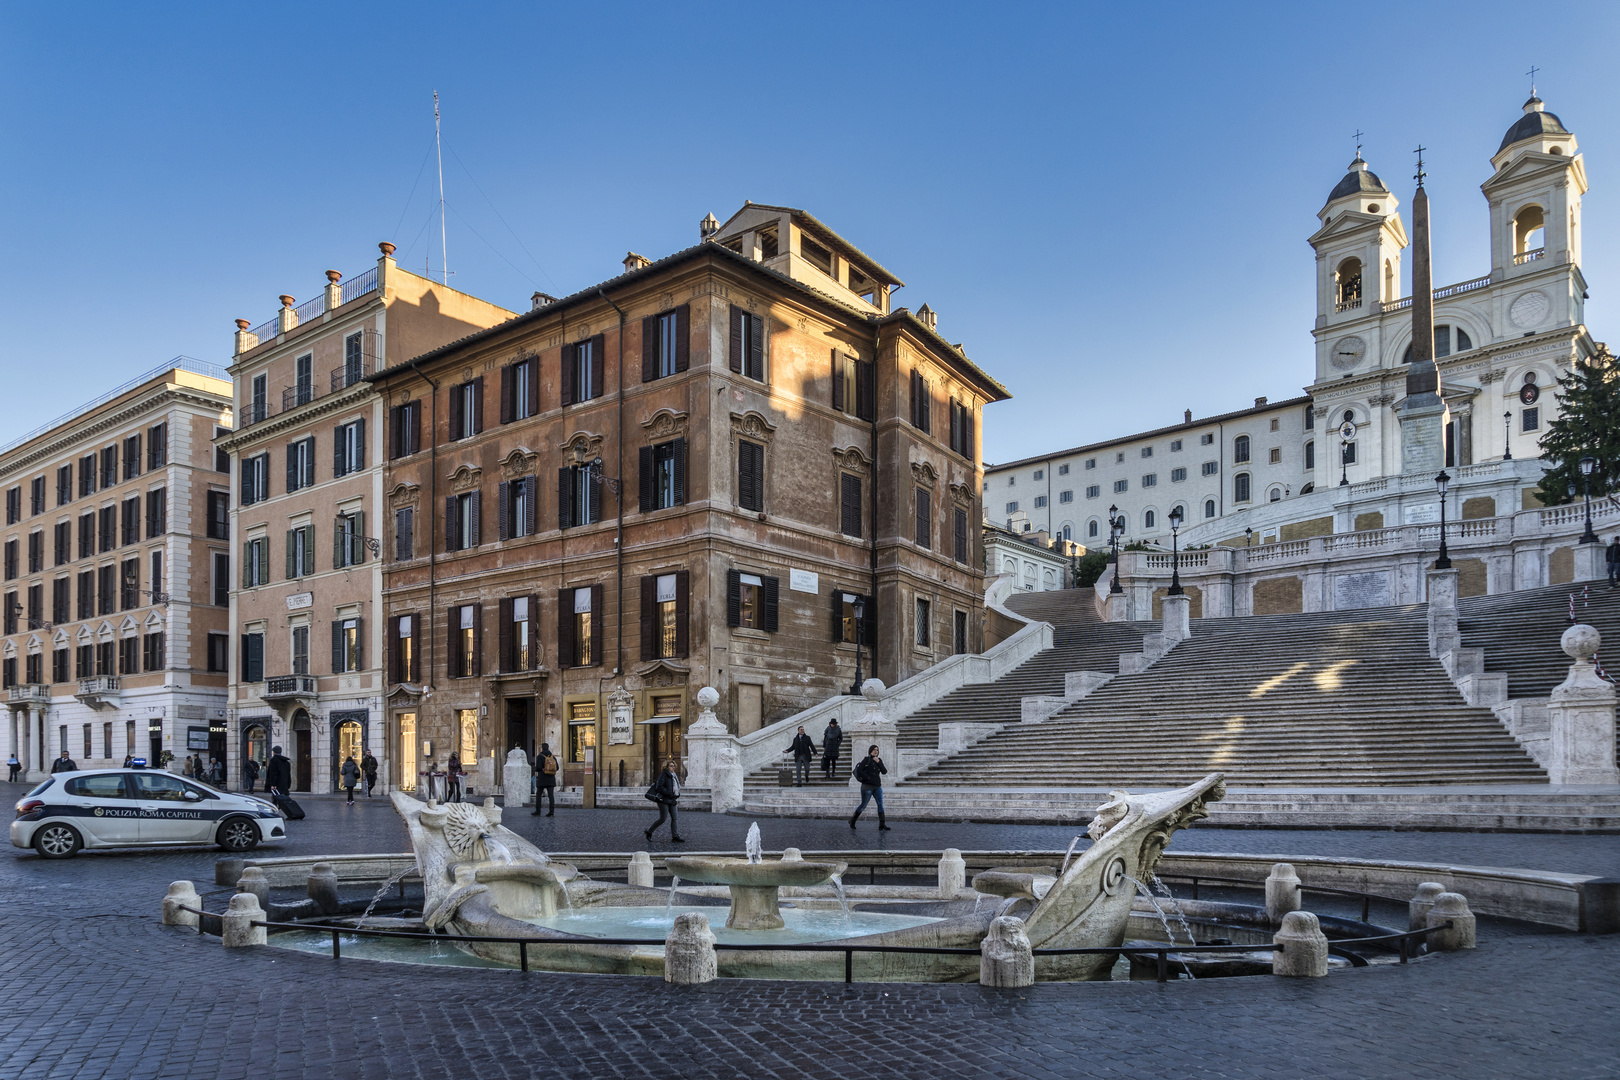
[11,768,287,858]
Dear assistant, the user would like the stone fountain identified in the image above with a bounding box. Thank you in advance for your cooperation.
[665,824,848,929]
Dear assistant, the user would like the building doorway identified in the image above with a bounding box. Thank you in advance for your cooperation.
[396,712,417,792]
[504,698,534,781]
[336,719,362,781]
[243,724,268,788]
[644,693,685,780]
[208,723,227,785]
[292,710,312,791]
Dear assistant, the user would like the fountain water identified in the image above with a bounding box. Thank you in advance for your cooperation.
[744,823,763,864]
[1059,835,1082,876]
[356,865,416,927]
[666,876,682,912]
[828,873,851,918]
[1150,874,1198,948]
[481,835,516,865]
[1126,875,1196,979]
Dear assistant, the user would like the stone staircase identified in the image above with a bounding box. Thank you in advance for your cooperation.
[1458,580,1620,698]
[902,597,1548,788]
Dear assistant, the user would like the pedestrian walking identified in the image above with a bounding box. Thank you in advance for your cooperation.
[849,744,890,831]
[361,752,378,797]
[264,746,292,798]
[785,726,816,786]
[243,757,260,793]
[340,755,361,804]
[821,719,843,779]
[121,755,132,769]
[211,758,225,786]
[1607,535,1620,587]
[7,753,20,782]
[643,760,685,842]
[531,743,558,817]
[50,750,77,774]
[446,753,464,803]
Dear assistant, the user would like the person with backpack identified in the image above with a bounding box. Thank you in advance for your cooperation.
[849,744,890,831]
[531,743,559,817]
[361,751,378,797]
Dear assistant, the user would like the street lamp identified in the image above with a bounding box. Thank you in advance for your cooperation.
[1339,420,1355,487]
[1167,506,1185,597]
[849,595,866,694]
[1579,456,1599,544]
[1245,525,1253,547]
[1433,470,1452,570]
[1107,505,1123,594]
[1502,411,1513,461]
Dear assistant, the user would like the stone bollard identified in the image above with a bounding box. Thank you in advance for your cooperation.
[162,881,201,928]
[627,851,654,889]
[1424,892,1477,951]
[781,847,803,862]
[504,748,532,808]
[307,862,340,915]
[215,857,244,888]
[939,848,966,899]
[664,912,717,984]
[221,892,268,947]
[236,866,269,911]
[1265,863,1302,924]
[1272,911,1329,977]
[1409,882,1446,931]
[979,916,1035,987]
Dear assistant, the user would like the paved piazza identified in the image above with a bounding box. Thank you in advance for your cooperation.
[3,782,1617,1080]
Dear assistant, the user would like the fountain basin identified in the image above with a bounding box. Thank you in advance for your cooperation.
[664,856,848,930]
[524,905,940,945]
[473,862,579,918]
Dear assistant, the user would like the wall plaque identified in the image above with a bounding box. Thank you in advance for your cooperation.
[789,569,819,594]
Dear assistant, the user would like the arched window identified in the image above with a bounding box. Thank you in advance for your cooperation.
[1384,259,1394,301]
[1171,504,1186,525]
[1336,257,1363,309]
[1305,440,1315,469]
[1233,435,1250,464]
[1514,205,1545,255]
[1402,325,1473,362]
[1269,487,1283,502]
[1144,510,1156,530]
[1234,473,1251,503]
[1061,524,1072,541]
[1203,499,1216,519]
[1087,519,1099,538]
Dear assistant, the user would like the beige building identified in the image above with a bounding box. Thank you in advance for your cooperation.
[2,361,233,780]
[219,247,512,793]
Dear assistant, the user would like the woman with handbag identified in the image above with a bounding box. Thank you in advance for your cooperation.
[643,760,685,842]
[446,753,464,803]
[531,744,559,817]
[849,744,891,831]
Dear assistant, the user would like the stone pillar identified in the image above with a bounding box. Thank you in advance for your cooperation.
[709,740,743,814]
[236,866,269,911]
[503,748,531,808]
[683,687,728,790]
[307,862,339,915]
[162,881,201,928]
[1271,910,1329,977]
[276,295,297,334]
[1409,882,1446,931]
[844,679,897,786]
[1547,625,1620,785]
[1264,863,1302,924]
[664,911,717,984]
[627,851,654,889]
[1574,542,1604,583]
[1424,892,1477,950]
[938,848,966,899]
[221,893,267,948]
[1427,568,1460,659]
[323,270,343,313]
[979,916,1035,987]
[1161,593,1190,647]
[474,755,496,798]
[1104,591,1128,623]
[233,318,259,355]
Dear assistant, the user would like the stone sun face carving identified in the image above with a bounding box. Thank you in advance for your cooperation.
[441,802,495,859]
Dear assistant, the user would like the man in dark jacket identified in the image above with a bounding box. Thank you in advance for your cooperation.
[531,743,558,817]
[361,752,378,797]
[1607,536,1620,587]
[821,720,844,779]
[264,746,292,797]
[243,757,260,793]
[849,744,890,831]
[785,726,816,786]
[644,760,685,842]
[50,751,77,774]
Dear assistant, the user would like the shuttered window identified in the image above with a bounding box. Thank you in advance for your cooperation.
[557,466,600,528]
[557,585,603,668]
[120,498,140,546]
[638,439,686,513]
[729,305,765,381]
[640,572,690,660]
[122,434,141,480]
[914,488,932,549]
[147,423,168,469]
[498,476,537,540]
[206,492,230,540]
[331,617,362,674]
[497,595,540,671]
[445,492,481,551]
[501,357,540,423]
[334,512,366,568]
[953,507,969,564]
[725,570,778,633]
[240,632,264,683]
[333,419,366,477]
[56,464,72,507]
[146,488,166,538]
[561,336,605,405]
[78,456,96,497]
[831,590,875,644]
[910,370,931,432]
[285,525,314,578]
[447,603,482,679]
[389,614,418,684]
[447,379,484,440]
[642,306,690,382]
[394,507,414,561]
[737,440,764,513]
[839,474,862,538]
[390,401,422,458]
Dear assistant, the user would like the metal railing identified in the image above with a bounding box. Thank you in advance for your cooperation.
[331,358,369,393]
[1514,248,1546,265]
[282,383,319,412]
[1378,273,1493,313]
[247,319,278,344]
[245,400,272,426]
[0,356,230,457]
[292,296,325,324]
[340,267,379,305]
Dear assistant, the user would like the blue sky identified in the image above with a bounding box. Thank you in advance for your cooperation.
[3,2,1615,463]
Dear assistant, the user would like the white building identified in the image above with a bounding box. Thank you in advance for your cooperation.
[984,521,1079,592]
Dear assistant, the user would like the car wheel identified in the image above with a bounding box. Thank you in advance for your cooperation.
[34,823,82,859]
[216,816,260,852]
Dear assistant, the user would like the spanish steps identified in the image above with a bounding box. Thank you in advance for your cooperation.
[1457,580,1620,697]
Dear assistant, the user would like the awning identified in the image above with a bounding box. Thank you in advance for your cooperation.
[637,716,681,725]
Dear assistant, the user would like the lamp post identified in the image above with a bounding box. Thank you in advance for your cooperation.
[1434,470,1452,570]
[1167,506,1185,597]
[1245,525,1253,548]
[1339,420,1354,487]
[1502,411,1513,461]
[1579,456,1599,544]
[850,595,866,694]
[1107,505,1123,594]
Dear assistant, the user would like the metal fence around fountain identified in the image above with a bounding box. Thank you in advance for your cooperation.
[171,906,1452,983]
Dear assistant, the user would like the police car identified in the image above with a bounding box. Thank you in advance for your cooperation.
[11,768,287,858]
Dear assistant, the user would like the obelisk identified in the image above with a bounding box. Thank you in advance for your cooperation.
[1399,153,1449,476]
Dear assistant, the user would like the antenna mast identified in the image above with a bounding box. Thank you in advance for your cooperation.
[434,90,448,285]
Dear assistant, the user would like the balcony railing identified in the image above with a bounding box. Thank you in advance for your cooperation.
[340,266,379,305]
[240,267,383,354]
[78,676,119,695]
[245,399,272,426]
[1378,273,1493,313]
[263,674,318,700]
[282,381,320,412]
[1514,247,1546,265]
[1334,297,1362,313]
[7,684,51,705]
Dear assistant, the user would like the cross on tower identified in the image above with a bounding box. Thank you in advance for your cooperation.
[1526,65,1540,96]
[1413,145,1427,187]
[1353,129,1364,157]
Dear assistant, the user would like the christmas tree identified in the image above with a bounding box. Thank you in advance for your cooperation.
[1537,344,1620,506]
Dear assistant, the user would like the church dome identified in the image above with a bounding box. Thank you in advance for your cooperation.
[1498,96,1569,151]
[1327,154,1388,202]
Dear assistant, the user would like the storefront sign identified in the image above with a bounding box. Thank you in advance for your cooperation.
[607,688,635,745]
[186,726,211,751]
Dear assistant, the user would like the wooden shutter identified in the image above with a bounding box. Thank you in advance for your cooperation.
[396,508,413,561]
[856,360,874,420]
[639,575,656,661]
[525,360,539,417]
[557,469,573,530]
[468,490,481,547]
[728,306,743,372]
[353,418,365,470]
[748,314,764,379]
[526,594,540,669]
[919,378,930,432]
[832,351,845,412]
[589,585,603,664]
[497,481,510,541]
[638,447,655,513]
[556,589,575,668]
[500,364,514,424]
[331,620,344,673]
[409,401,421,455]
[522,478,536,537]
[840,474,862,537]
[831,589,845,641]
[964,407,974,457]
[560,344,574,406]
[916,489,931,548]
[673,437,687,505]
[351,510,365,565]
[762,575,779,633]
[286,445,298,491]
[673,570,689,657]
[909,369,918,426]
[949,401,961,455]
[286,530,297,579]
[641,315,658,382]
[674,305,689,372]
[332,517,345,568]
[587,470,601,524]
[446,606,460,678]
[498,597,513,672]
[387,615,399,682]
[954,508,968,563]
[444,496,457,552]
[448,385,464,439]
[470,377,484,433]
[389,406,402,457]
[725,570,740,627]
[738,441,762,512]
[589,335,604,400]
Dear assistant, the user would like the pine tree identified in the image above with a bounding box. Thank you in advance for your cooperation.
[1536,345,1620,506]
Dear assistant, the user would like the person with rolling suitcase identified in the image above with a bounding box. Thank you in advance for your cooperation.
[264,746,304,820]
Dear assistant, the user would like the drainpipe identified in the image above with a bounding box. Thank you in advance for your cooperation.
[596,287,627,680]
[404,359,441,701]
[867,320,881,686]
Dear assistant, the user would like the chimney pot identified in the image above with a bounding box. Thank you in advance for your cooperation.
[699,212,719,240]
[1184,409,1192,423]
[1254,396,1267,408]
[623,251,652,273]
[325,269,342,284]
[378,242,396,257]
[235,319,251,331]
[531,291,557,311]
[279,295,296,308]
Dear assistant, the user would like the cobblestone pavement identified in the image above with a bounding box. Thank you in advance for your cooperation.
[2,782,1616,1079]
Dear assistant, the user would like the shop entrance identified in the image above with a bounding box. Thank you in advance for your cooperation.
[643,694,686,779]
[208,723,227,785]
[396,712,417,793]
[505,697,534,773]
[243,724,268,789]
[292,710,312,791]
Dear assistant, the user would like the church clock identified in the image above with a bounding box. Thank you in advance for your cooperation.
[1330,336,1367,371]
